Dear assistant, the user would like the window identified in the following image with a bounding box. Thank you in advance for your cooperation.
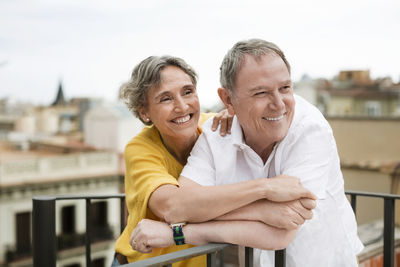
[61,205,75,234]
[365,101,381,117]
[90,201,107,228]
[16,212,31,254]
[90,201,112,241]
[92,258,105,267]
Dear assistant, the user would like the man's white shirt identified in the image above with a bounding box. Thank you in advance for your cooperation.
[181,95,364,267]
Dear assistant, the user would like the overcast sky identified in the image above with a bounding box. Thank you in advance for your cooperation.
[1,0,399,108]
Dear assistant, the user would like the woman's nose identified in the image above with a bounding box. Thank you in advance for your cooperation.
[174,96,189,112]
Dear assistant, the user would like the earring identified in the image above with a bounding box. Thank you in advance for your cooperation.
[145,118,150,122]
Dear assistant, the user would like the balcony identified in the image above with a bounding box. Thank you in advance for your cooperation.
[32,191,400,267]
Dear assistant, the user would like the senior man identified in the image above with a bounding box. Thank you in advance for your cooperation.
[131,39,364,266]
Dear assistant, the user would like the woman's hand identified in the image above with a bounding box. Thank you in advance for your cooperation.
[212,109,233,136]
[130,219,174,253]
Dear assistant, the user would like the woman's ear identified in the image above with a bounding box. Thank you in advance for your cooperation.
[138,107,150,123]
[218,87,235,116]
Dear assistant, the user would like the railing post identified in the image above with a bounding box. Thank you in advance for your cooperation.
[245,247,253,267]
[383,198,395,267]
[207,252,217,267]
[275,249,286,267]
[120,196,126,233]
[32,196,56,267]
[350,194,357,214]
[86,198,92,267]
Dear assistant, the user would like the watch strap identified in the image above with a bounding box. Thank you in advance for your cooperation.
[172,224,185,245]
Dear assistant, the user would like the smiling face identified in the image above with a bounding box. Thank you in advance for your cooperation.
[139,65,200,145]
[219,53,295,159]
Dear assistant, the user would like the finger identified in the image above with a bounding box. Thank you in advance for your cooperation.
[130,239,137,250]
[300,188,317,200]
[292,201,314,220]
[212,116,220,131]
[293,215,305,226]
[136,240,148,253]
[300,198,316,210]
[129,232,136,248]
[219,117,227,136]
[227,115,233,134]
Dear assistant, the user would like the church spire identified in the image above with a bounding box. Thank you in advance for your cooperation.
[51,80,66,106]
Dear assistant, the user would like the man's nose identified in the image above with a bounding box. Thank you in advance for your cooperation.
[269,93,285,110]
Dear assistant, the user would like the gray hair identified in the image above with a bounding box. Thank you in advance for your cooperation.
[220,38,291,93]
[119,55,198,125]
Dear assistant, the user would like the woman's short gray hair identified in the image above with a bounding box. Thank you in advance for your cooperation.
[220,39,291,93]
[119,55,197,125]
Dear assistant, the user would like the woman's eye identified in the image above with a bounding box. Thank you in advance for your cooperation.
[160,96,171,102]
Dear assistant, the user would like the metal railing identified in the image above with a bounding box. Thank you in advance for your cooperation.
[32,194,125,267]
[346,190,400,267]
[32,191,399,267]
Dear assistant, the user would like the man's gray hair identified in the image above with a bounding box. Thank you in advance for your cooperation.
[220,38,291,93]
[119,55,197,125]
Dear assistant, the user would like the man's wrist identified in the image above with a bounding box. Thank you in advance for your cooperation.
[260,177,272,199]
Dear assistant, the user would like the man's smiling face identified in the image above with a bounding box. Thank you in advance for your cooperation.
[230,53,295,156]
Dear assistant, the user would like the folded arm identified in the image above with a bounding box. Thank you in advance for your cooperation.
[130,219,297,253]
[149,175,316,224]
[216,198,316,230]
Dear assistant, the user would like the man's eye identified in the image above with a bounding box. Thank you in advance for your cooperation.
[184,89,193,95]
[254,91,266,96]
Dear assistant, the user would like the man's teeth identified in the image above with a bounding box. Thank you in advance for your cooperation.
[263,114,285,121]
[174,115,190,124]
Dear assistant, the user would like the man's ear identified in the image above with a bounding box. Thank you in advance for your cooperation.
[218,87,235,116]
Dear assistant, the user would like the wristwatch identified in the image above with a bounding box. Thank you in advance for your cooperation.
[170,222,186,245]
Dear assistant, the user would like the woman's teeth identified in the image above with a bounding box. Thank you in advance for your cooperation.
[173,115,191,124]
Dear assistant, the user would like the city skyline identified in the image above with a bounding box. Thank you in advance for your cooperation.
[1,0,399,108]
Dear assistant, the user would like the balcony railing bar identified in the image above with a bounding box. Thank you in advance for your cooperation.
[346,191,400,267]
[121,243,231,267]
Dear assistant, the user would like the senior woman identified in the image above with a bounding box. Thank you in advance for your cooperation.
[113,55,315,266]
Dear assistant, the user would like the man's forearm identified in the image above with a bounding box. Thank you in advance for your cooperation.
[215,199,314,230]
[184,220,297,251]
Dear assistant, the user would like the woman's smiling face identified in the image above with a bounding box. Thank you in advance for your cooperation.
[140,65,200,142]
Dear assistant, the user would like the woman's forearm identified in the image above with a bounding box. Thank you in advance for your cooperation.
[149,177,268,224]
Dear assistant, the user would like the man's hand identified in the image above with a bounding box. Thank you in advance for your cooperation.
[130,219,174,253]
[265,175,317,202]
[211,109,233,136]
[254,199,315,230]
